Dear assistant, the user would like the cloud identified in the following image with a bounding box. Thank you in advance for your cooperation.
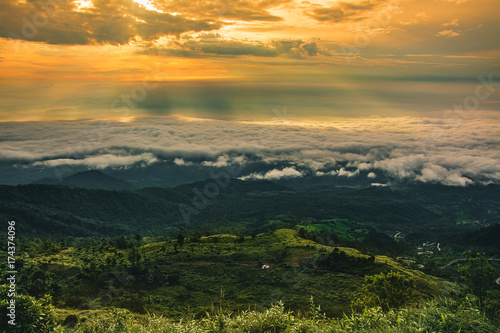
[317,167,360,177]
[32,153,158,169]
[417,164,473,186]
[374,155,426,179]
[337,168,360,177]
[308,0,384,23]
[171,39,280,57]
[0,0,221,45]
[142,36,331,58]
[443,0,469,4]
[436,29,460,38]
[357,162,372,171]
[0,0,295,45]
[442,18,459,27]
[201,155,229,167]
[1,112,499,186]
[153,0,290,22]
[173,158,192,166]
[240,167,303,180]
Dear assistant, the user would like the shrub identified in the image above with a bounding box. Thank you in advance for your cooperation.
[352,271,416,311]
[0,284,57,333]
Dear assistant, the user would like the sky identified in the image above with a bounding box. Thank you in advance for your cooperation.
[0,0,499,121]
[0,0,499,186]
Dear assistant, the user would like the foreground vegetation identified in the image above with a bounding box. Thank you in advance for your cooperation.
[2,291,499,332]
[63,297,500,333]
[1,217,498,332]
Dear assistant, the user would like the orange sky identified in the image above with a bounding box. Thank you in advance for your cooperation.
[0,0,499,121]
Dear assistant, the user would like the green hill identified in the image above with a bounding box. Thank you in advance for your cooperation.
[14,229,453,320]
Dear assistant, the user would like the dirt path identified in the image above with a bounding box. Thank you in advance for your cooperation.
[439,258,465,269]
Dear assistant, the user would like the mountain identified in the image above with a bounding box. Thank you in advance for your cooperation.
[0,178,291,237]
[1,178,498,251]
[459,223,500,250]
[32,170,136,190]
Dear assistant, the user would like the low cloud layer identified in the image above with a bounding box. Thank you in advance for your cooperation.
[1,112,499,186]
[32,153,158,170]
[240,167,303,180]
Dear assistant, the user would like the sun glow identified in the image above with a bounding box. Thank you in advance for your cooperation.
[118,117,137,123]
[131,0,164,13]
[74,0,93,12]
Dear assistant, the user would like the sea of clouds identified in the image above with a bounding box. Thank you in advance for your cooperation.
[1,112,499,186]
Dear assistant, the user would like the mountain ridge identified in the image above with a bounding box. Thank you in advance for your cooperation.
[32,169,136,190]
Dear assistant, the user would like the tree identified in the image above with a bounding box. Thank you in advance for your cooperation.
[128,247,141,269]
[115,236,129,249]
[177,233,185,247]
[352,271,416,311]
[458,250,497,307]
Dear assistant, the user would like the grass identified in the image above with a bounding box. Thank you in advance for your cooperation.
[52,296,500,333]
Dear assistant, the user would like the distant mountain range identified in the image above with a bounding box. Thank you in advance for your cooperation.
[31,170,136,190]
[1,173,498,253]
[0,160,389,189]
